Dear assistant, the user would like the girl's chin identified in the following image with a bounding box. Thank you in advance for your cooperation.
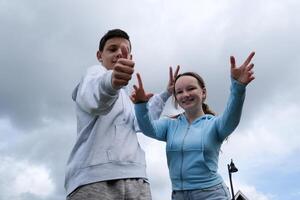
[181,104,194,110]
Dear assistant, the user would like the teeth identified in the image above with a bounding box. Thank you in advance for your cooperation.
[182,98,193,104]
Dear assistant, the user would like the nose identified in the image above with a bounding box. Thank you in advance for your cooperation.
[179,91,190,100]
[182,90,190,97]
[116,48,122,59]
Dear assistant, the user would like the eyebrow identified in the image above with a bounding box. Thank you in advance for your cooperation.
[107,44,118,48]
[176,83,197,89]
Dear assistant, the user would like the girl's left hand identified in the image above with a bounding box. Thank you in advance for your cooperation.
[167,65,180,94]
[230,51,255,84]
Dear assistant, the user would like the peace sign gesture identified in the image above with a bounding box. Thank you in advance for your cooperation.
[230,51,255,85]
[167,65,180,94]
[130,73,154,104]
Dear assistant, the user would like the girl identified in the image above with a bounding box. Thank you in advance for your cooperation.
[131,52,255,200]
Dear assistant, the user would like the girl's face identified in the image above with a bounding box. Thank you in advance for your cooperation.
[174,75,206,112]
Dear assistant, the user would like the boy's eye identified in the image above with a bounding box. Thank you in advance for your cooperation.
[176,91,183,94]
[108,47,117,52]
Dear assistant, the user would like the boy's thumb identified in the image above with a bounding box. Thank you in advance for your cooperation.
[121,46,129,59]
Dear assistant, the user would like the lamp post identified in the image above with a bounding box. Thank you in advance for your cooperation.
[228,159,238,200]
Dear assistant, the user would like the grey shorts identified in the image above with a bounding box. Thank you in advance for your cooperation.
[171,182,231,200]
[67,178,152,200]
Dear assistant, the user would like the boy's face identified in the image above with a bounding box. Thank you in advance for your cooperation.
[97,37,131,70]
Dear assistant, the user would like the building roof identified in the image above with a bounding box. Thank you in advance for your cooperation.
[235,190,249,200]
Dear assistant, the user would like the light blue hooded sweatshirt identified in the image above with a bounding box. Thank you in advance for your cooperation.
[65,65,170,195]
[135,78,246,191]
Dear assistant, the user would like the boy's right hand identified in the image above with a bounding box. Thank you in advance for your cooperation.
[111,46,135,89]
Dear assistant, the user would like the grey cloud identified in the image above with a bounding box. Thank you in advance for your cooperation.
[1,0,101,129]
[1,0,300,199]
[0,119,75,199]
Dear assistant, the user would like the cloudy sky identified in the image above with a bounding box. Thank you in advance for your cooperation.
[1,0,300,199]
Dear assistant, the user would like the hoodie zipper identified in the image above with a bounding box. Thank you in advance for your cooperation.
[180,125,190,189]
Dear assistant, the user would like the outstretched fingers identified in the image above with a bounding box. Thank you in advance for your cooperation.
[230,56,236,69]
[169,65,180,82]
[243,51,255,66]
[169,66,173,83]
[248,74,255,82]
[133,84,138,91]
[131,73,154,103]
[247,63,255,71]
[174,65,180,78]
[247,63,255,82]
[136,73,144,89]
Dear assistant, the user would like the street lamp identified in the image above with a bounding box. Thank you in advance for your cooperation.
[228,159,238,200]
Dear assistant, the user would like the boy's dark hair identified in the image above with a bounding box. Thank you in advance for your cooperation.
[99,29,131,51]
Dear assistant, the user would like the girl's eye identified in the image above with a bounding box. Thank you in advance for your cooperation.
[187,87,195,91]
[176,91,183,95]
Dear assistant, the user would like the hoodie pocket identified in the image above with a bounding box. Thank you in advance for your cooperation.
[182,150,212,180]
[107,123,146,165]
[78,147,110,169]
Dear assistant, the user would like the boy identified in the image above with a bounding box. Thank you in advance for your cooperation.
[65,29,178,200]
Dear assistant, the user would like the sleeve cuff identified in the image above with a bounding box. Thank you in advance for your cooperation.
[135,102,148,113]
[231,77,246,94]
[103,70,119,95]
[159,90,171,102]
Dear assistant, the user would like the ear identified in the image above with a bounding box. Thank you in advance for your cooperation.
[96,51,103,62]
[202,87,207,100]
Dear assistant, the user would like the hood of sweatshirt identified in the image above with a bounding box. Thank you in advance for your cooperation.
[72,83,80,101]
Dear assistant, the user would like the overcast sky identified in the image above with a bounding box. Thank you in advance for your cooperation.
[1,0,300,199]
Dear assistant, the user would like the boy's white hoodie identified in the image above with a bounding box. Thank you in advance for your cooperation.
[65,64,169,195]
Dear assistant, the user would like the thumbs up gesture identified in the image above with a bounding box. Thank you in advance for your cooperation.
[112,46,135,89]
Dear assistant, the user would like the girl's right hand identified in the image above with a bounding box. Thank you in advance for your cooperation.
[130,73,153,104]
